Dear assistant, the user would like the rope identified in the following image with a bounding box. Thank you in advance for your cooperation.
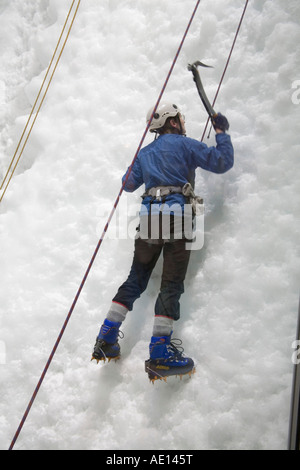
[0,0,81,205]
[201,0,249,141]
[8,0,202,450]
[288,297,300,450]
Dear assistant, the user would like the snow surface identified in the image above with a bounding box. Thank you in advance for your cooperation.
[0,0,299,451]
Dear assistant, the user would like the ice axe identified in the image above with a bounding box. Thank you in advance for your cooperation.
[187,61,217,120]
[188,61,229,133]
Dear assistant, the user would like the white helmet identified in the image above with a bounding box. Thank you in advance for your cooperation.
[146,102,181,132]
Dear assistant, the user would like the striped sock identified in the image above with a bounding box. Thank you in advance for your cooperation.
[106,301,128,323]
[152,315,174,337]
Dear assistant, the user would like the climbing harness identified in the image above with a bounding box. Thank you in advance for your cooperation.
[8,0,250,450]
[142,185,183,201]
[142,183,203,216]
[182,182,204,216]
[0,0,81,205]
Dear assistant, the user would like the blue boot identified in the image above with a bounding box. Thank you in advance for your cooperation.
[145,334,195,382]
[92,319,122,362]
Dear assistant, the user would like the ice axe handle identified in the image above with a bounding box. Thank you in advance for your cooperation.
[188,61,217,119]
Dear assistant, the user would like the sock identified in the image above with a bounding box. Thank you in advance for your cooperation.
[106,301,128,323]
[152,315,174,337]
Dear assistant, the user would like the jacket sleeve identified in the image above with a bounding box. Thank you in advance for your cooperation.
[122,156,144,192]
[190,133,234,174]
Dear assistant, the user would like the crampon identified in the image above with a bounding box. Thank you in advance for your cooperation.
[91,357,120,364]
[91,337,121,363]
[145,359,196,383]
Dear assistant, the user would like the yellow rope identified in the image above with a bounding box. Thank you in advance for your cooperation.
[0,0,81,204]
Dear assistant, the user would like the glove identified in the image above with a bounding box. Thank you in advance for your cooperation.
[212,113,229,132]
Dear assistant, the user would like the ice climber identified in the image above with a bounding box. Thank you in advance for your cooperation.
[92,102,234,381]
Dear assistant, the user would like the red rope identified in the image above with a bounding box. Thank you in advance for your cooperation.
[8,0,202,450]
[201,0,249,141]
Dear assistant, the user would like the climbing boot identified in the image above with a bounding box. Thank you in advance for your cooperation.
[91,319,122,363]
[145,334,195,382]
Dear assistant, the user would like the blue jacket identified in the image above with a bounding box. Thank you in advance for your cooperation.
[122,132,234,211]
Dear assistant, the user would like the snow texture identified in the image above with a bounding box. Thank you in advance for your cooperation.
[0,0,299,450]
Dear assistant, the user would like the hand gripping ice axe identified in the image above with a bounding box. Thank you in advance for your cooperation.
[188,61,229,132]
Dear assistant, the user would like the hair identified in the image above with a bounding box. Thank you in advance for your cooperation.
[157,115,182,135]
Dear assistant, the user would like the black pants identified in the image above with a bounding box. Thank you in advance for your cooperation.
[113,237,191,321]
